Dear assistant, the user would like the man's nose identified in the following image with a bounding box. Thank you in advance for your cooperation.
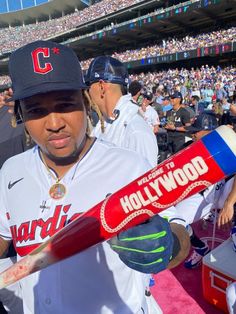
[45,112,65,131]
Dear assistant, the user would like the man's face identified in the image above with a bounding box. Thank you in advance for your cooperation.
[170,97,180,108]
[141,98,150,110]
[162,99,170,106]
[20,90,87,161]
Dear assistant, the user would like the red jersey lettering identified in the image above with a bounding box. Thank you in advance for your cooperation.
[10,204,76,256]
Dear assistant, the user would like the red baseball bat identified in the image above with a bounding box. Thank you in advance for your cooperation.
[0,125,235,288]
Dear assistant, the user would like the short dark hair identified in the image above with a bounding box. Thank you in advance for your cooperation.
[191,95,200,101]
[128,80,142,97]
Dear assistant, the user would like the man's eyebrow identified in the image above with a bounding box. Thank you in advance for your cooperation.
[24,102,40,109]
[55,96,76,101]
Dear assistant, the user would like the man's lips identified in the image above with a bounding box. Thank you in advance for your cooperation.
[48,134,71,148]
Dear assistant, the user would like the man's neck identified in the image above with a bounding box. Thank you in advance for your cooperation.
[40,136,94,178]
[105,93,123,118]
[173,104,181,112]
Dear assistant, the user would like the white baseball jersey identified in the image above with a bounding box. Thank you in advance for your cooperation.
[0,140,155,314]
[175,178,234,226]
[139,106,160,131]
[91,94,158,167]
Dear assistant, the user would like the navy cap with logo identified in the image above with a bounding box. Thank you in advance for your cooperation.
[186,113,219,134]
[85,56,129,86]
[170,91,183,100]
[142,91,153,102]
[8,40,87,102]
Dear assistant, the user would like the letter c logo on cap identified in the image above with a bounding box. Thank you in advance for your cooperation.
[32,48,53,74]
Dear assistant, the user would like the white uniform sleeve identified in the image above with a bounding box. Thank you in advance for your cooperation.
[159,205,186,226]
[151,110,160,126]
[175,193,205,226]
[0,170,12,240]
[126,130,158,167]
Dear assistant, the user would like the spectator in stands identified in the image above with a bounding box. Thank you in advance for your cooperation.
[139,91,160,134]
[215,82,227,101]
[152,87,164,118]
[162,96,172,114]
[128,80,143,103]
[165,91,191,154]
[191,86,201,99]
[201,84,214,107]
[189,95,200,115]
[211,100,223,124]
[222,97,231,111]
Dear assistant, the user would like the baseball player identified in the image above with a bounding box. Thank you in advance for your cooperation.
[0,40,189,314]
[174,113,235,268]
[86,56,184,312]
[86,56,159,167]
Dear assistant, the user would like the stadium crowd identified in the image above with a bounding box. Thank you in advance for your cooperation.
[2,65,235,107]
[1,0,234,60]
[1,24,235,88]
[130,65,236,102]
[80,25,236,68]
[0,0,144,55]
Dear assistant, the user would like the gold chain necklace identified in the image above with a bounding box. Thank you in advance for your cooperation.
[39,137,94,200]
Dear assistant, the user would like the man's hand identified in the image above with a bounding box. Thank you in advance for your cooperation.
[218,175,236,229]
[109,215,174,274]
[217,200,234,229]
[0,88,14,113]
[165,123,175,130]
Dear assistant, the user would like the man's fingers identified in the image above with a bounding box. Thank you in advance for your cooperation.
[217,213,233,229]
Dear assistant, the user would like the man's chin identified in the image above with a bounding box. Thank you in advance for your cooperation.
[46,150,80,165]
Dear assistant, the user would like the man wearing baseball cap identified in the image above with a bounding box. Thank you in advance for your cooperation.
[86,58,190,312]
[186,112,219,139]
[165,91,191,154]
[86,56,159,167]
[86,56,162,311]
[0,41,189,314]
[139,91,160,134]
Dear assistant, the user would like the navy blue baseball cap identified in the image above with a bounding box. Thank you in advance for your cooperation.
[186,113,219,133]
[170,91,183,100]
[142,91,153,102]
[8,40,87,102]
[85,56,129,86]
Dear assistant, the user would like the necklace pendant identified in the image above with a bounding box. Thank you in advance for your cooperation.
[49,183,66,200]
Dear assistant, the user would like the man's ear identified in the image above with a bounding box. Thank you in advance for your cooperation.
[98,80,109,98]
